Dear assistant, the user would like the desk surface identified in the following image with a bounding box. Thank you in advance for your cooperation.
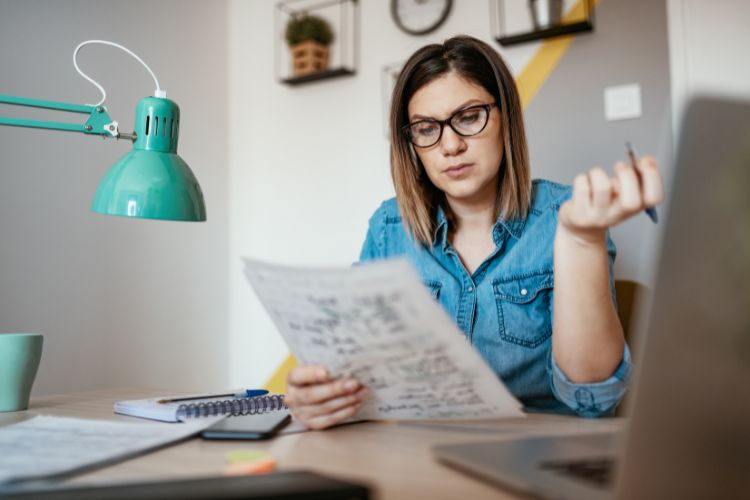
[1,389,622,499]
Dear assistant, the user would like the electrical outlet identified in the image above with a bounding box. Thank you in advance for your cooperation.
[604,84,642,121]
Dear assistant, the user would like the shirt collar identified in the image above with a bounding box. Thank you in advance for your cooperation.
[494,211,526,241]
[431,204,527,249]
[432,205,450,250]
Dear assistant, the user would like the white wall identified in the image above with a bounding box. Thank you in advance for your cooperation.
[0,0,229,395]
[668,0,750,134]
[227,0,543,387]
[5,0,747,395]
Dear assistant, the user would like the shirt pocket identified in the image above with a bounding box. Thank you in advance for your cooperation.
[423,280,442,300]
[493,271,554,348]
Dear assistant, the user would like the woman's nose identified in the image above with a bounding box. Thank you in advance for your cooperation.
[440,125,466,155]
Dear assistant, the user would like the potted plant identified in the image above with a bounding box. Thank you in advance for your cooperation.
[285,13,334,77]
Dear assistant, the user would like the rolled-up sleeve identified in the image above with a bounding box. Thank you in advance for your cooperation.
[548,344,632,417]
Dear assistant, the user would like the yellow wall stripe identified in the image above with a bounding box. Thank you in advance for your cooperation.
[517,0,600,108]
[516,37,575,109]
[263,353,297,393]
[263,0,598,394]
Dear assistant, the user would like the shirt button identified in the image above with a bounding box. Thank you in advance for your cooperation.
[467,286,474,293]
[520,288,528,296]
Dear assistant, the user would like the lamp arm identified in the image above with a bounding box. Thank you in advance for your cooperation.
[0,94,135,140]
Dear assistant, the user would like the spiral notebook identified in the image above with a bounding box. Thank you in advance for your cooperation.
[114,392,287,423]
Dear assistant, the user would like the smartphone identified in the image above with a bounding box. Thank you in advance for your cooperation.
[201,412,292,440]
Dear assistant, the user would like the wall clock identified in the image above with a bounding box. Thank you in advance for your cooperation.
[391,0,453,36]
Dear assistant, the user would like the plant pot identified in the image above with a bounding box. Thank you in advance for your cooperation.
[289,40,330,77]
[529,0,563,30]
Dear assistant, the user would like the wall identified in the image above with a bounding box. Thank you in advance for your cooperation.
[227,0,672,387]
[4,0,732,394]
[525,0,672,284]
[0,0,229,395]
[667,0,750,133]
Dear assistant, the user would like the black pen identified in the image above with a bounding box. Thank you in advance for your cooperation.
[626,142,658,224]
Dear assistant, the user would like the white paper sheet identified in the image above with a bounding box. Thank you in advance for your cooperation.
[243,258,524,420]
[0,415,221,484]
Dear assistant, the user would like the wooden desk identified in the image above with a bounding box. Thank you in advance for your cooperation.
[1,389,622,499]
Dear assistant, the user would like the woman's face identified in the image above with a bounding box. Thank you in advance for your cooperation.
[407,71,503,208]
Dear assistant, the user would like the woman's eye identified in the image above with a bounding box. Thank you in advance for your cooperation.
[416,123,439,136]
[457,110,481,124]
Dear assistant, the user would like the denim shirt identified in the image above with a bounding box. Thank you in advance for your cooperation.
[358,179,631,417]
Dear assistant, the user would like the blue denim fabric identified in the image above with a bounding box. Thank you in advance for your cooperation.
[358,179,631,417]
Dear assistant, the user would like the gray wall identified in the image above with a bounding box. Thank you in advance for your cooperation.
[0,0,674,394]
[0,0,229,395]
[524,0,673,284]
[226,0,675,384]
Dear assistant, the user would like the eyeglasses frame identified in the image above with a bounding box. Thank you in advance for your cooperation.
[403,102,498,148]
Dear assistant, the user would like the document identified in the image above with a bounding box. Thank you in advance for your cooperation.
[243,258,524,420]
[0,415,221,484]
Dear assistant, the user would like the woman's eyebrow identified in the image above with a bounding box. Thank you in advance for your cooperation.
[410,99,484,121]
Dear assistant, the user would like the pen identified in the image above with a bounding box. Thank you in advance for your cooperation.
[626,141,658,224]
[158,389,269,404]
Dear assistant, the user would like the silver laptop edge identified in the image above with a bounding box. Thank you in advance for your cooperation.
[433,96,750,500]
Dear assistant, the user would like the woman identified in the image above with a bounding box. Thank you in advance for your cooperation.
[285,35,664,430]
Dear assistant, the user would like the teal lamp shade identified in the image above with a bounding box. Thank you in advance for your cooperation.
[91,96,206,221]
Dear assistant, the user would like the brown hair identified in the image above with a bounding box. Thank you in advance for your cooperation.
[389,35,531,245]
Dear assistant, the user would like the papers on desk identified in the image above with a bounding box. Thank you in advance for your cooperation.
[0,415,221,485]
[243,258,524,420]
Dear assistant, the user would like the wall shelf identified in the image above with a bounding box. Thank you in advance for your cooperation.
[280,67,356,86]
[275,0,359,86]
[492,0,594,47]
[497,19,592,46]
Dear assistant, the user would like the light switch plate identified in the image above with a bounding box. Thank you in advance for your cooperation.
[604,84,642,121]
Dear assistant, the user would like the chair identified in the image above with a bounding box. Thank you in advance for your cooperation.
[614,279,646,344]
[614,279,647,417]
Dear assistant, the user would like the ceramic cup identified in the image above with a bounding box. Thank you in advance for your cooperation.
[0,333,43,412]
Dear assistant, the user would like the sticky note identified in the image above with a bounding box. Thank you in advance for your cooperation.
[225,450,268,464]
[224,450,277,476]
[223,458,277,476]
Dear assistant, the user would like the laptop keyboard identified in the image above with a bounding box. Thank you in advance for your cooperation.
[540,457,615,487]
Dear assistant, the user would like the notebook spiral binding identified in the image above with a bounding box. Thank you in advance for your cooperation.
[176,395,287,420]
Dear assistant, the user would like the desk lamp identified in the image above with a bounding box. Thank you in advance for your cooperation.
[0,40,206,222]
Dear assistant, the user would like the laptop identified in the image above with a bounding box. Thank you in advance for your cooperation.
[432,96,750,500]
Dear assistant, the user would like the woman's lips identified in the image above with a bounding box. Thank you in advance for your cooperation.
[444,163,472,178]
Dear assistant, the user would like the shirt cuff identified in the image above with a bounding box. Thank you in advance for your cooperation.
[549,344,632,418]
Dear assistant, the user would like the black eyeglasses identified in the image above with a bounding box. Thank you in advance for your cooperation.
[403,103,497,148]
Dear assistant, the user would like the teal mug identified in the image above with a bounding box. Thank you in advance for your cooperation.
[0,333,43,412]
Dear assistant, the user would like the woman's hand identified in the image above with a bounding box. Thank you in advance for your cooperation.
[558,155,665,243]
[285,365,369,430]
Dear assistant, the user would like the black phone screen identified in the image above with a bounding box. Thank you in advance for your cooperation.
[200,411,292,440]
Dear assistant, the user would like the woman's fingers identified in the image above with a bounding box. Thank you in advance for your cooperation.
[285,365,368,430]
[287,365,331,387]
[563,156,665,234]
[613,161,642,213]
[288,383,367,430]
[303,402,363,431]
[638,155,665,206]
[588,167,612,211]
[293,387,369,419]
[289,376,361,406]
[572,173,591,209]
